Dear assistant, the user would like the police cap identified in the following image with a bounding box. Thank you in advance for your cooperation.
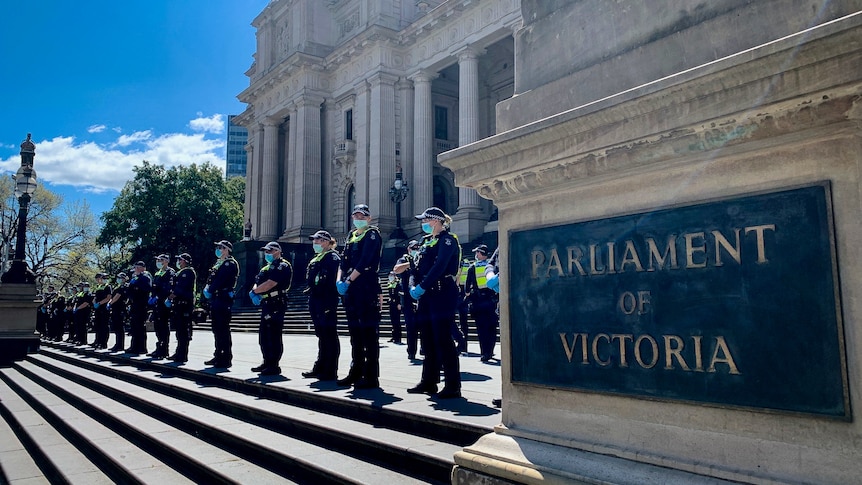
[177,253,192,264]
[134,261,146,267]
[155,253,170,261]
[260,241,282,252]
[214,240,233,250]
[472,244,489,256]
[308,230,334,242]
[414,207,447,221]
[352,204,371,216]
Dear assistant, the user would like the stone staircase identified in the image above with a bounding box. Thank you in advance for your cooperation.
[0,343,488,484]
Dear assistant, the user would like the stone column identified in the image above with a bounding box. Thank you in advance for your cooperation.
[282,104,297,235]
[452,47,486,241]
[250,125,265,239]
[243,134,255,237]
[258,120,280,240]
[353,80,370,205]
[284,95,323,240]
[398,77,415,220]
[410,70,436,214]
[368,72,398,232]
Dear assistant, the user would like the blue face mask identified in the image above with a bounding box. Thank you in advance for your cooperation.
[410,250,419,258]
[215,248,223,258]
[116,278,124,285]
[176,263,183,271]
[421,222,433,234]
[353,219,368,230]
[264,253,275,263]
[313,243,324,253]
[156,261,163,270]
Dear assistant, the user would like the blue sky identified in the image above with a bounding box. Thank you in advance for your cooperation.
[0,1,269,217]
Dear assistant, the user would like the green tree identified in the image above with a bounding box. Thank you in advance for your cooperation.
[97,162,244,280]
[0,176,99,294]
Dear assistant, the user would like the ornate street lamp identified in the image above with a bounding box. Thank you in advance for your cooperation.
[1,134,38,284]
[388,165,409,240]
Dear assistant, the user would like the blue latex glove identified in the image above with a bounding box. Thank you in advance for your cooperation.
[203,286,212,299]
[486,273,500,293]
[228,291,235,298]
[248,290,262,306]
[105,303,111,311]
[409,285,425,300]
[73,308,77,314]
[148,296,158,306]
[164,299,172,308]
[93,302,100,309]
[336,280,350,295]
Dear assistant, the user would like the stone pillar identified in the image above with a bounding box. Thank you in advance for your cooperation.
[243,135,255,236]
[452,47,486,242]
[410,70,435,214]
[353,80,370,205]
[398,77,415,222]
[258,120,280,240]
[283,95,323,241]
[368,72,399,233]
[250,126,265,239]
[283,104,297,235]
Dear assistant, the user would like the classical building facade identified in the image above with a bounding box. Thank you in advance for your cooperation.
[235,0,520,245]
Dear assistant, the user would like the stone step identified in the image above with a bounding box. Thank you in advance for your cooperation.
[0,367,195,484]
[23,346,463,484]
[0,379,57,485]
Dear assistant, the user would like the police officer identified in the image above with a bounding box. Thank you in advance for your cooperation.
[336,204,383,390]
[37,285,57,337]
[71,281,93,345]
[91,273,113,349]
[167,253,196,363]
[148,254,175,358]
[302,230,341,381]
[48,290,66,341]
[393,240,422,359]
[108,272,130,351]
[407,207,462,399]
[204,240,239,368]
[456,257,472,353]
[385,272,402,344]
[465,244,499,362]
[127,261,153,354]
[249,241,292,375]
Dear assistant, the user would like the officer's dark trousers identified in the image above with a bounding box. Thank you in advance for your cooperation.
[93,308,110,347]
[74,310,91,344]
[388,301,402,342]
[48,314,63,340]
[110,310,125,350]
[152,302,172,354]
[457,295,470,353]
[417,282,461,390]
[171,301,193,359]
[259,299,285,367]
[129,305,148,353]
[343,290,380,383]
[402,295,419,358]
[310,298,340,378]
[471,298,499,359]
[210,297,233,363]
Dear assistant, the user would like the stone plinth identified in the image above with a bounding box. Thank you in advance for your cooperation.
[0,283,40,366]
[440,3,862,484]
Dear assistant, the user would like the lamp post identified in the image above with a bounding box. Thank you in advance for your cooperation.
[388,165,409,240]
[1,134,38,284]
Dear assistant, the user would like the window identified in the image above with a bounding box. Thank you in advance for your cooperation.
[434,105,448,140]
[345,109,353,140]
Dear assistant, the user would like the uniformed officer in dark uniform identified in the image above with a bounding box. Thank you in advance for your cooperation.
[249,241,292,375]
[393,240,422,359]
[385,272,403,344]
[303,230,341,381]
[336,204,383,389]
[465,244,499,362]
[71,281,93,345]
[48,290,66,341]
[167,253,196,363]
[108,272,130,351]
[148,254,176,358]
[407,207,462,399]
[204,240,239,368]
[127,261,153,354]
[91,273,113,349]
[37,285,57,337]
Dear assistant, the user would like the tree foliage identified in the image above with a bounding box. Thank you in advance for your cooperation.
[98,162,244,278]
[0,176,98,293]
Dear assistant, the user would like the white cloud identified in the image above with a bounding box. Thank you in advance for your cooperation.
[115,130,153,147]
[189,113,225,134]
[0,131,226,193]
[88,124,106,133]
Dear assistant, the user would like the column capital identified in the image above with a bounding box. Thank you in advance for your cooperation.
[408,69,438,84]
[396,76,415,91]
[368,71,400,87]
[454,45,485,62]
[294,93,325,109]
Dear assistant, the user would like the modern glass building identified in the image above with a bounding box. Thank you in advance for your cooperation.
[225,115,248,179]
